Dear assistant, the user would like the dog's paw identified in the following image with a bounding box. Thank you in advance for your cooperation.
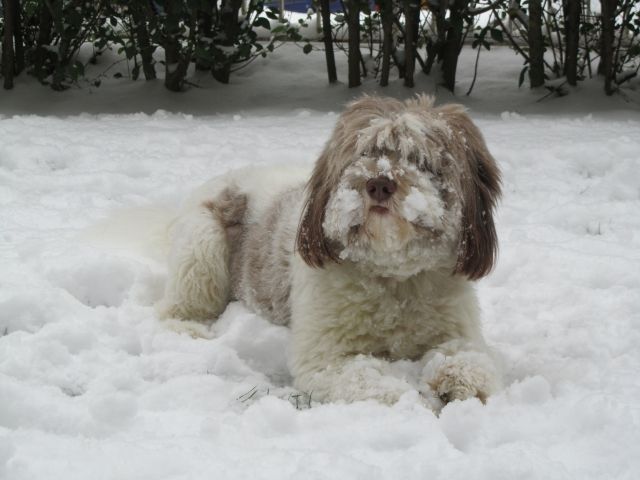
[422,352,499,404]
[296,355,415,405]
[346,381,414,405]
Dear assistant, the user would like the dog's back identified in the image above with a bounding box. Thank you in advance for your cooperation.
[160,165,309,323]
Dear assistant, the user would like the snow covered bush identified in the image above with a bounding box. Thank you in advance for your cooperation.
[1,0,302,91]
[0,0,638,94]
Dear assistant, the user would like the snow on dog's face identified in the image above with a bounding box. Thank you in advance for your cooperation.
[321,146,459,277]
[297,95,501,280]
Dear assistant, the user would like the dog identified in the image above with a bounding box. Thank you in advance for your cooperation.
[158,95,502,405]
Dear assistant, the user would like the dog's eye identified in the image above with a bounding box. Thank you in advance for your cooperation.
[418,161,436,175]
[407,152,427,170]
[420,162,443,179]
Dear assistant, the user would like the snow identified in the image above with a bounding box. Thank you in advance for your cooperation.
[323,183,363,241]
[401,185,444,227]
[1,43,640,479]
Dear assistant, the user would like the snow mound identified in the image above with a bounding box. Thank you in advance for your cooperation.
[1,46,639,479]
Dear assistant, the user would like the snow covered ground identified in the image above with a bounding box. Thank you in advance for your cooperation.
[1,45,640,479]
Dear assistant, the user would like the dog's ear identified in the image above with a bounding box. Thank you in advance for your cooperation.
[297,95,405,268]
[296,149,341,268]
[437,104,501,280]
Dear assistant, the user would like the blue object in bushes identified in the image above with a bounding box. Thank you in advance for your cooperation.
[266,0,343,13]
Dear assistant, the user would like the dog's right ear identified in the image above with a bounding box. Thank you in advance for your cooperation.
[297,94,396,267]
[296,151,340,268]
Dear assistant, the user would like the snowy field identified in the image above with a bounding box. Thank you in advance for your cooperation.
[1,45,640,479]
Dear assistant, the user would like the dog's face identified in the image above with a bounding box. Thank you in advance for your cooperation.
[321,145,461,277]
[297,95,501,280]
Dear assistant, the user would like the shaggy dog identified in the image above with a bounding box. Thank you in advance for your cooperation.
[158,95,502,405]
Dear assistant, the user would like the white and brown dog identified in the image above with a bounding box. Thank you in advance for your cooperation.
[159,95,502,405]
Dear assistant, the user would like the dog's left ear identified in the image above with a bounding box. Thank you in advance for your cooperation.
[436,104,502,280]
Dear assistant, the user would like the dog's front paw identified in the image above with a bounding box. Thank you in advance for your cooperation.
[422,352,499,404]
[295,355,414,405]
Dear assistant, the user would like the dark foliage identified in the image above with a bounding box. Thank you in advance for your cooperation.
[0,0,638,94]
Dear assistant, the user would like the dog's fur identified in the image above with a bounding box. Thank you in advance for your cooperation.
[158,95,502,405]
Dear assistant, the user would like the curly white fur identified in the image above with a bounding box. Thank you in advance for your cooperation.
[159,95,503,406]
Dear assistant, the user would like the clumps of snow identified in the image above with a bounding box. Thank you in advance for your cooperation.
[500,111,523,120]
[242,396,299,437]
[215,303,291,384]
[88,391,139,426]
[0,293,53,335]
[47,256,137,308]
[402,185,446,229]
[0,438,15,477]
[376,156,392,176]
[322,183,363,241]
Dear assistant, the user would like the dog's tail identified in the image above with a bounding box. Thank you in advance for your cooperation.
[155,199,235,322]
[79,205,176,264]
[79,200,232,328]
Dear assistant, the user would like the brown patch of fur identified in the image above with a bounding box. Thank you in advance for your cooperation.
[434,104,501,280]
[203,188,248,229]
[203,189,249,300]
[296,151,339,267]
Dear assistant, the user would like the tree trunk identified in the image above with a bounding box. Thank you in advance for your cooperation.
[164,2,189,91]
[528,0,545,87]
[403,0,419,87]
[441,6,464,92]
[380,0,393,86]
[563,0,580,85]
[320,0,337,83]
[133,6,156,80]
[50,0,70,90]
[195,7,213,71]
[600,0,615,94]
[213,0,242,84]
[38,2,54,45]
[32,1,54,82]
[2,0,16,89]
[347,0,361,87]
[12,0,24,74]
[424,6,445,76]
[164,38,187,91]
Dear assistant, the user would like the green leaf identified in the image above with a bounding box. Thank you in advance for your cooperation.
[490,28,503,43]
[265,9,280,20]
[627,44,640,56]
[254,17,271,30]
[124,46,137,59]
[303,43,313,54]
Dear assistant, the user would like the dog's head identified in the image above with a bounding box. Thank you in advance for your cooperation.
[296,95,501,279]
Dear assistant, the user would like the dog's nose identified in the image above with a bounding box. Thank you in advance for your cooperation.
[366,176,396,202]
